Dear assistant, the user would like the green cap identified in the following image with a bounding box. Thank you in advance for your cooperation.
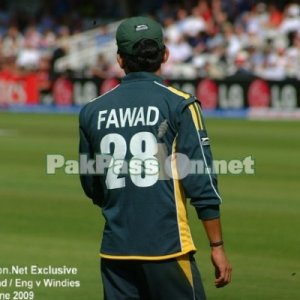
[116,16,164,55]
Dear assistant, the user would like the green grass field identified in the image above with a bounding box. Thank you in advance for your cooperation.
[0,112,299,300]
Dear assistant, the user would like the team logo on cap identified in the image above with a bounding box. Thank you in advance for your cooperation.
[135,24,149,31]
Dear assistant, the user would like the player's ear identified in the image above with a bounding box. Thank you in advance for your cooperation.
[117,53,125,69]
[163,47,169,63]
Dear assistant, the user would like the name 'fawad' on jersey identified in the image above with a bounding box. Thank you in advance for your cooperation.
[97,106,159,129]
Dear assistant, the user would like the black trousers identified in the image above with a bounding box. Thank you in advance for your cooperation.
[101,253,206,300]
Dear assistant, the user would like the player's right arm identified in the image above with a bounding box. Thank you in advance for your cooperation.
[79,106,103,207]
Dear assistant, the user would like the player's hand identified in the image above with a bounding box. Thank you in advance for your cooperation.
[211,246,232,288]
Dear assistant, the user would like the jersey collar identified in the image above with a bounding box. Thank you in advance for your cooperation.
[122,72,163,83]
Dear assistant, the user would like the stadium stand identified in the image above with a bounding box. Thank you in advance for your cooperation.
[0,0,300,81]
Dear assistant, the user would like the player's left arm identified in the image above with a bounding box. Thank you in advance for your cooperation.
[202,218,232,288]
[175,98,232,287]
[175,98,221,218]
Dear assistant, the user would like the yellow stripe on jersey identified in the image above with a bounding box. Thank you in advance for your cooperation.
[167,86,203,130]
[188,104,203,131]
[171,138,196,254]
[167,86,190,100]
[193,102,204,130]
[99,250,194,261]
[176,254,194,288]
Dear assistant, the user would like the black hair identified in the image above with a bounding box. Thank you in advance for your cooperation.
[119,39,165,73]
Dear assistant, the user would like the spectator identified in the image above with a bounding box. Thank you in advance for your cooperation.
[23,25,42,48]
[163,16,182,44]
[40,28,57,50]
[87,54,111,78]
[280,3,300,35]
[16,41,41,70]
[234,23,249,50]
[166,36,193,63]
[267,3,283,28]
[223,22,242,59]
[181,7,206,39]
[1,25,24,58]
[285,33,300,78]
[229,50,256,79]
[255,46,286,80]
[95,25,113,46]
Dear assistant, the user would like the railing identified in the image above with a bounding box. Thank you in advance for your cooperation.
[54,21,121,72]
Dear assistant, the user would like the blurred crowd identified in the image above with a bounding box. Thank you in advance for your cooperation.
[160,0,300,80]
[0,0,300,82]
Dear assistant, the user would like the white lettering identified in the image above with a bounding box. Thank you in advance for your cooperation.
[133,107,145,126]
[11,266,28,275]
[97,106,159,129]
[243,156,255,174]
[47,155,65,174]
[65,160,79,174]
[228,160,243,174]
[106,109,120,128]
[97,110,107,129]
[146,106,159,125]
[119,107,137,127]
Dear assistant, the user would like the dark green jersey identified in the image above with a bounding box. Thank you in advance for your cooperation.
[79,72,222,260]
